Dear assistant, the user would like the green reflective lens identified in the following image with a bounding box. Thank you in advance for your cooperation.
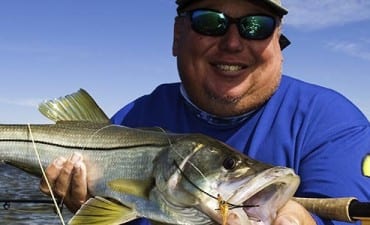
[184,9,276,40]
[240,15,275,40]
[192,10,227,36]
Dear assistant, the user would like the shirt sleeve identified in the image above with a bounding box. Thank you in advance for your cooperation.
[296,92,370,225]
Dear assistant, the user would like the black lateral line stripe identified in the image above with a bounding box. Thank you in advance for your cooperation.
[0,139,162,151]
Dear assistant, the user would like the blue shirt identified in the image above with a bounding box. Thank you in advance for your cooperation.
[111,75,370,225]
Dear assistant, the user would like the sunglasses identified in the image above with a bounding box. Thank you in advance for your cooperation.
[179,9,278,41]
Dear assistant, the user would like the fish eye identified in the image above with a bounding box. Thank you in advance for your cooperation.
[223,156,237,170]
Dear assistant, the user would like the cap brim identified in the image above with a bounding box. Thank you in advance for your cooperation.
[261,0,288,16]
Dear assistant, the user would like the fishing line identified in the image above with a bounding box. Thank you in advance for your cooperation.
[53,124,116,208]
[172,160,258,210]
[172,144,212,187]
[155,126,173,147]
[81,124,118,151]
[27,124,66,225]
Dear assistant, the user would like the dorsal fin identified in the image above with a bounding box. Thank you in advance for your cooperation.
[38,89,110,123]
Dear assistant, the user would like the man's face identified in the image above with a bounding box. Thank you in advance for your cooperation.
[173,0,283,117]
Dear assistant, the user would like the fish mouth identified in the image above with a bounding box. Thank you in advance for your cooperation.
[224,167,300,225]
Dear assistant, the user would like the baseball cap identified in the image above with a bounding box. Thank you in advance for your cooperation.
[176,0,288,16]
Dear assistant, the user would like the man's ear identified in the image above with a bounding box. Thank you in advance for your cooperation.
[172,17,183,57]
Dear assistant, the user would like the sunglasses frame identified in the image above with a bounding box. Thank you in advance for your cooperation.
[179,8,279,41]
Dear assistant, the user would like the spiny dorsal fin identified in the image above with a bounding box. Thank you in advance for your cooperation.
[38,89,110,123]
[68,196,138,225]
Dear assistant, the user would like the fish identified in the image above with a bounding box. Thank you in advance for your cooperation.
[0,89,300,225]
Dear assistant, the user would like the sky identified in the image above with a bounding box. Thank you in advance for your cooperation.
[0,0,369,124]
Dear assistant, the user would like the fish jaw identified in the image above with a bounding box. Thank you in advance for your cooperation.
[207,167,300,225]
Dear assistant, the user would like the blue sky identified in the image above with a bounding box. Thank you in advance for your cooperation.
[0,0,369,124]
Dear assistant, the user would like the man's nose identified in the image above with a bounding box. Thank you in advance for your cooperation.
[219,24,244,52]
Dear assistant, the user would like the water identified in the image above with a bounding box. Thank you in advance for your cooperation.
[0,163,72,225]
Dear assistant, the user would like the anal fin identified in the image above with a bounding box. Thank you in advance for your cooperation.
[68,196,138,225]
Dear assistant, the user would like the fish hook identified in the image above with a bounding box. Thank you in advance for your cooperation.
[217,194,229,225]
[172,160,259,210]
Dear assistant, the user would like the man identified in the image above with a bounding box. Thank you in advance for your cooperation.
[41,0,370,225]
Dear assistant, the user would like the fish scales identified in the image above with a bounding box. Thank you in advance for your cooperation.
[1,122,173,149]
[0,123,173,177]
[0,89,300,225]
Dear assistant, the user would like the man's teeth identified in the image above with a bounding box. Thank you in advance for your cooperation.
[217,64,243,72]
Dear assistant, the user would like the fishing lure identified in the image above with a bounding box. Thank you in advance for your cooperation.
[217,194,229,225]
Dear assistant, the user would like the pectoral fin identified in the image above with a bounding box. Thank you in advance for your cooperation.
[108,178,154,198]
[68,196,138,225]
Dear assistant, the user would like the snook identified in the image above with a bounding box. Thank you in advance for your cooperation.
[0,89,300,225]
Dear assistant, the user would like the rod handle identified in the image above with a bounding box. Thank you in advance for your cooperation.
[293,197,356,222]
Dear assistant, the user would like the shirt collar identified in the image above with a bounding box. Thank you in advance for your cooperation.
[180,85,254,127]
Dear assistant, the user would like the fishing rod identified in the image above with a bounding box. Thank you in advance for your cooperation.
[0,199,61,211]
[294,197,370,222]
[1,198,369,222]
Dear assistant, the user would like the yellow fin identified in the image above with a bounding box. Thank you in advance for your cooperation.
[68,196,137,225]
[108,178,154,198]
[38,88,110,123]
[362,155,370,177]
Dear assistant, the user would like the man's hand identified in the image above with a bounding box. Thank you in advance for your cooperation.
[273,200,316,225]
[39,152,89,213]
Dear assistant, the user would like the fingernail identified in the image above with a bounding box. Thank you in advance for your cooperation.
[70,152,82,164]
[74,161,82,169]
[74,161,87,179]
[54,157,66,168]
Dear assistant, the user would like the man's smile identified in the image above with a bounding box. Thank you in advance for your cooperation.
[216,64,245,72]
